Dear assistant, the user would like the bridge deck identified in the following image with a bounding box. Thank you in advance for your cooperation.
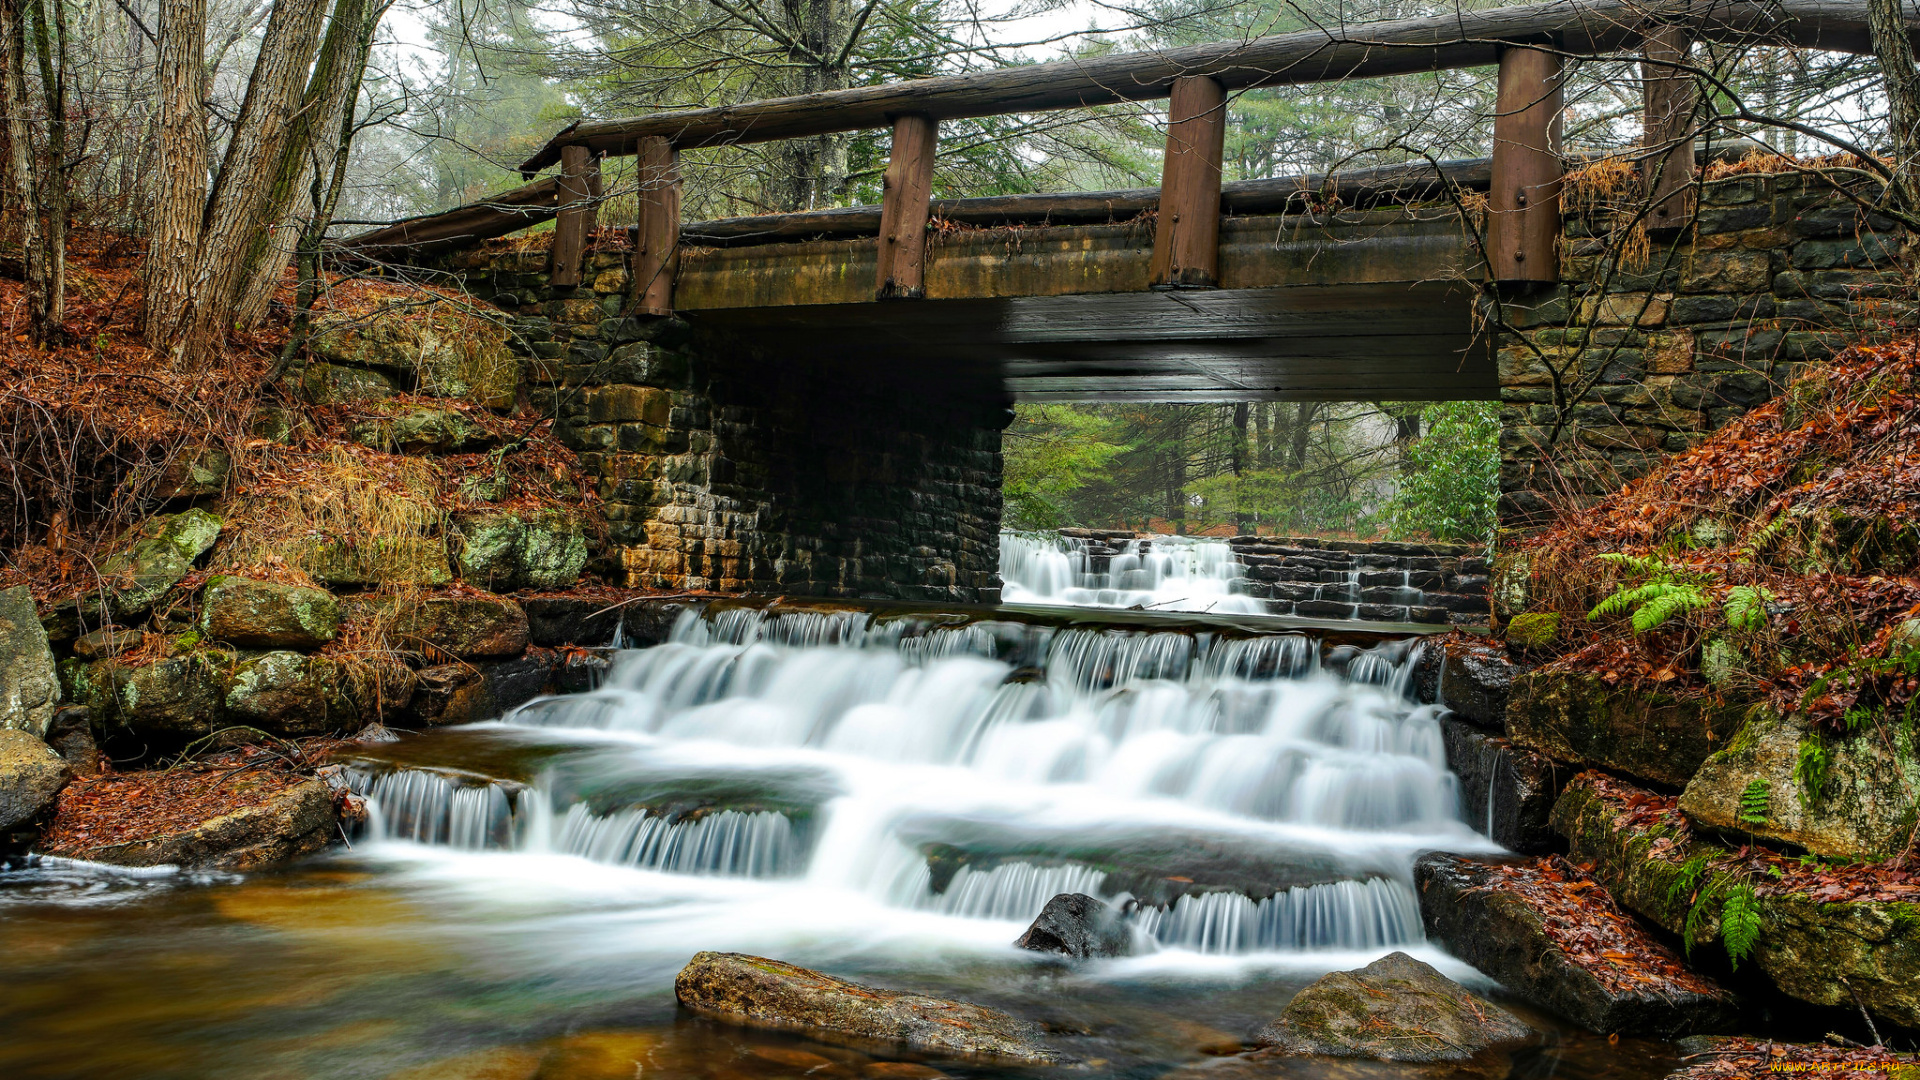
[678,208,1494,402]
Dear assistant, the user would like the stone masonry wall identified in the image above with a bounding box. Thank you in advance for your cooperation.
[1497,172,1909,522]
[426,243,1010,603]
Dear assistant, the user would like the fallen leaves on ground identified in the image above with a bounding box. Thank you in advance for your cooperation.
[1668,1037,1913,1080]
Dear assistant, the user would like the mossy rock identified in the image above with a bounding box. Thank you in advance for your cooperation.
[301,361,398,405]
[297,537,452,588]
[73,652,232,742]
[389,593,529,660]
[1504,612,1561,648]
[1252,951,1532,1062]
[199,576,340,651]
[73,508,223,623]
[151,448,232,498]
[453,511,589,591]
[1506,670,1745,788]
[1808,508,1920,574]
[224,651,332,736]
[1679,709,1920,859]
[1552,772,1920,1029]
[313,300,519,410]
[348,405,500,455]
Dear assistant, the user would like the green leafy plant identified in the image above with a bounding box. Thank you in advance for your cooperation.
[1719,884,1764,969]
[1738,780,1772,826]
[1586,553,1712,633]
[1667,853,1710,907]
[1796,734,1832,801]
[1723,585,1773,631]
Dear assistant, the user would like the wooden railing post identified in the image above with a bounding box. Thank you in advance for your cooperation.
[1150,75,1228,289]
[875,113,938,299]
[550,145,600,288]
[1642,24,1697,230]
[1488,45,1563,286]
[631,135,680,317]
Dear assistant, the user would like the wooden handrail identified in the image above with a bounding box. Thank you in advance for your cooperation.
[520,0,1909,173]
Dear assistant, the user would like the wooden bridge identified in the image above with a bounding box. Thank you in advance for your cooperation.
[349,0,1913,403]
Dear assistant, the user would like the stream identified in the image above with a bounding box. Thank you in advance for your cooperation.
[0,607,1680,1079]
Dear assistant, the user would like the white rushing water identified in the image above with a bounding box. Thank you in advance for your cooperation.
[343,608,1494,979]
[1000,532,1269,614]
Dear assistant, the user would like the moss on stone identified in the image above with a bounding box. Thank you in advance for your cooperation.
[1508,670,1746,788]
[1505,611,1561,647]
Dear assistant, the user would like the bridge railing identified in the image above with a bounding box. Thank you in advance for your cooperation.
[359,0,1911,314]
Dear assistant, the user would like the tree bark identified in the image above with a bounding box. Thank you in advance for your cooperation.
[23,0,63,335]
[230,0,372,328]
[180,0,330,360]
[1867,0,1920,209]
[141,0,207,349]
[0,0,47,342]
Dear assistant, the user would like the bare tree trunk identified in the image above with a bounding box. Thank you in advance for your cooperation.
[230,0,372,328]
[775,0,851,210]
[1230,401,1250,534]
[141,0,206,349]
[24,0,64,333]
[0,0,45,342]
[180,0,329,360]
[1868,0,1920,209]
[1288,402,1316,470]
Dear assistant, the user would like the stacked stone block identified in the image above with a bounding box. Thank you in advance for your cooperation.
[1498,171,1909,521]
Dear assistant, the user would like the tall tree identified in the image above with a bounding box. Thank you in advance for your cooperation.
[1866,0,1920,211]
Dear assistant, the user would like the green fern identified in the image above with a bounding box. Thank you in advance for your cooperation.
[1738,780,1772,826]
[1633,583,1710,632]
[1596,552,1678,576]
[1723,585,1772,631]
[1720,885,1763,969]
[1586,553,1712,633]
[1745,512,1794,555]
[1667,853,1710,907]
[1796,735,1832,801]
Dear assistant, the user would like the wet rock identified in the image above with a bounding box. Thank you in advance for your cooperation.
[1414,853,1739,1037]
[1435,639,1513,729]
[1014,892,1132,959]
[391,593,530,659]
[0,584,60,737]
[1504,612,1560,648]
[42,705,98,776]
[673,951,1058,1064]
[1439,717,1569,853]
[199,576,341,651]
[523,597,703,649]
[861,1064,950,1079]
[1679,709,1920,859]
[454,511,590,591]
[0,729,71,830]
[403,656,551,725]
[1553,771,1920,1029]
[51,776,337,870]
[224,652,332,736]
[72,627,144,660]
[1506,670,1745,788]
[1251,951,1530,1062]
[74,508,221,623]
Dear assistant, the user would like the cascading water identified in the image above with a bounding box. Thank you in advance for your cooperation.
[343,607,1493,965]
[1000,531,1269,614]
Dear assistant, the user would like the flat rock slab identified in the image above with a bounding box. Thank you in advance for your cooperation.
[1415,852,1739,1038]
[1505,670,1744,788]
[1252,951,1531,1063]
[674,951,1058,1065]
[41,774,336,870]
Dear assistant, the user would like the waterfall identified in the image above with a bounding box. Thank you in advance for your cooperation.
[1000,532,1269,614]
[339,604,1491,961]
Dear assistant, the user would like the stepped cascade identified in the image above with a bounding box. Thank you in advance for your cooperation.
[999,532,1268,614]
[341,607,1491,967]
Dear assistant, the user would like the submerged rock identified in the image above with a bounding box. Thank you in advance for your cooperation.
[0,729,71,831]
[673,951,1058,1064]
[1251,951,1530,1062]
[1414,852,1739,1037]
[1679,709,1920,859]
[199,576,341,651]
[0,584,60,737]
[1014,892,1132,959]
[1506,670,1744,788]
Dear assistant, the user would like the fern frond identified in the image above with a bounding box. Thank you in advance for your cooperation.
[1738,780,1771,826]
[1720,885,1763,969]
[1597,552,1676,577]
[1589,583,1662,621]
[1630,584,1709,632]
[1723,585,1771,631]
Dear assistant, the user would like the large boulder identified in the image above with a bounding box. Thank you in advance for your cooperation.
[1414,853,1739,1037]
[1552,771,1920,1029]
[0,584,60,737]
[312,299,518,409]
[1436,639,1515,729]
[71,653,229,743]
[1679,709,1920,859]
[1506,670,1744,788]
[75,508,222,623]
[42,775,336,870]
[673,952,1058,1065]
[1014,892,1132,959]
[453,511,590,591]
[199,576,341,651]
[390,593,529,659]
[1439,717,1568,853]
[224,652,332,736]
[349,405,500,455]
[1251,952,1531,1062]
[0,729,71,831]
